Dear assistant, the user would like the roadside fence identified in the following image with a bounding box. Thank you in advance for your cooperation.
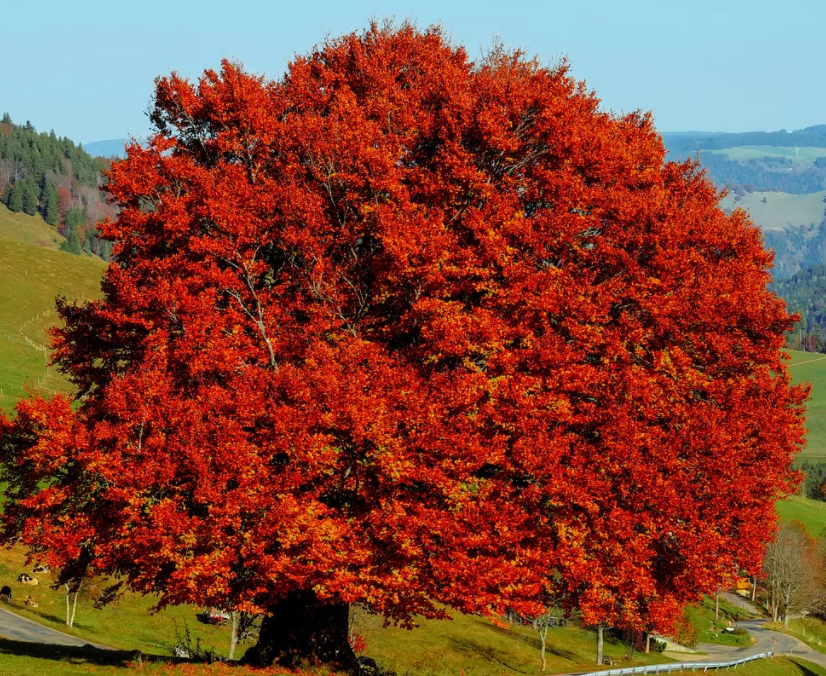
[573,651,774,675]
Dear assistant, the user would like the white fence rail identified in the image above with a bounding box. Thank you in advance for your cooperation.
[574,651,774,676]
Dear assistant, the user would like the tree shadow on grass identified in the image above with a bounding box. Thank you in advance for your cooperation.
[0,637,180,667]
[790,658,826,676]
[28,612,69,626]
[469,617,578,661]
[446,636,530,674]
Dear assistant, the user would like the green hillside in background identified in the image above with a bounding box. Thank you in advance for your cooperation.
[0,203,65,249]
[777,494,826,536]
[721,190,826,230]
[787,349,826,459]
[0,235,103,412]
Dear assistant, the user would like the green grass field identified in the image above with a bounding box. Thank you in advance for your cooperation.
[718,657,826,676]
[776,495,826,536]
[694,595,755,647]
[719,190,826,230]
[709,145,826,165]
[782,617,826,656]
[0,236,104,412]
[0,545,242,659]
[0,204,65,251]
[787,350,826,459]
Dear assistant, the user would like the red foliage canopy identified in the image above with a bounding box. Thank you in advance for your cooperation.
[0,23,807,642]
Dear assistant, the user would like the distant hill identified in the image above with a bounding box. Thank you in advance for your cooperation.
[720,190,826,232]
[661,125,826,281]
[0,114,115,260]
[662,125,826,154]
[662,129,826,195]
[83,138,129,158]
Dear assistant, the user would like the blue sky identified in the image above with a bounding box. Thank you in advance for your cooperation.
[4,0,824,143]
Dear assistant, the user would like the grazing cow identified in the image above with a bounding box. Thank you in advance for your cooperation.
[0,586,11,603]
[24,595,38,608]
[32,564,50,574]
[17,574,38,586]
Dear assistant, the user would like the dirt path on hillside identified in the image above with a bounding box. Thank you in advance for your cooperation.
[789,355,826,367]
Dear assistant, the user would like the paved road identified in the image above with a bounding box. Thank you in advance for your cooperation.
[0,605,103,648]
[720,592,762,615]
[665,620,826,670]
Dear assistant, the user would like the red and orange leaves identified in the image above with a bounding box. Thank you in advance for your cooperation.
[0,23,808,634]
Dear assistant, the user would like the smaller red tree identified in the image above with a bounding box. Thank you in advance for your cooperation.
[56,186,73,223]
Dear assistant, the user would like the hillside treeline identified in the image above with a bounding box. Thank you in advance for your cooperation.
[694,152,826,194]
[764,223,826,280]
[0,113,115,259]
[772,262,826,350]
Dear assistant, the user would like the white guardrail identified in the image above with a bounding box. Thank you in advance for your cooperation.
[574,651,774,676]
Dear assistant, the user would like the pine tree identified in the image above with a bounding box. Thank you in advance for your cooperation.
[1,112,10,124]
[22,180,39,216]
[6,181,24,212]
[59,224,83,255]
[64,206,85,230]
[41,183,59,225]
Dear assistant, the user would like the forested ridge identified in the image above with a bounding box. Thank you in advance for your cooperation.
[0,113,115,259]
[663,126,826,194]
[663,125,826,153]
[693,152,826,194]
[773,263,826,350]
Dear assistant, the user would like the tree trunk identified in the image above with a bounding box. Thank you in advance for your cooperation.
[70,580,81,628]
[241,590,357,669]
[229,611,239,661]
[715,592,719,621]
[751,578,757,603]
[645,632,650,654]
[64,584,70,626]
[540,633,546,672]
[596,624,604,665]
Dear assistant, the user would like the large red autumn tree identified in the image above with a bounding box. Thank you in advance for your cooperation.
[0,23,807,667]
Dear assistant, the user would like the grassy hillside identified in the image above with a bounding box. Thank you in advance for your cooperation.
[787,350,826,459]
[358,610,668,676]
[0,545,236,658]
[720,190,826,230]
[0,542,673,674]
[782,617,826,656]
[694,595,755,647]
[723,657,826,676]
[0,236,104,412]
[0,204,65,250]
[777,495,826,536]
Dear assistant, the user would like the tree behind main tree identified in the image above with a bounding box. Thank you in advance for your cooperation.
[0,23,807,668]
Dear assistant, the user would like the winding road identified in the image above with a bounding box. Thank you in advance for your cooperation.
[0,605,103,648]
[664,619,826,671]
